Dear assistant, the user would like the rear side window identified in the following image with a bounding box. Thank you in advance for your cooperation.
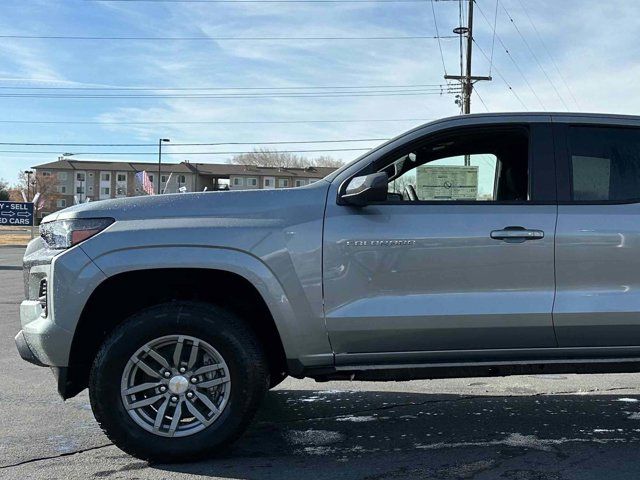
[569,126,640,201]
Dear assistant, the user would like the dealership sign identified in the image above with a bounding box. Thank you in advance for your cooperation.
[0,201,34,226]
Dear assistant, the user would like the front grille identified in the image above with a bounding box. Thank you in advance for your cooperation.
[38,278,48,317]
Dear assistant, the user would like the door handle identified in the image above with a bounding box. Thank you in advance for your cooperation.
[490,227,544,242]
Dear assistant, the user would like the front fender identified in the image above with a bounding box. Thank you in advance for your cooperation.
[83,245,329,367]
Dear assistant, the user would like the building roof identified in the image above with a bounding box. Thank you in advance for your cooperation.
[32,159,193,173]
[32,159,336,178]
[186,162,335,178]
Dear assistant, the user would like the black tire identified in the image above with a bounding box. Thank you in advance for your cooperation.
[269,372,288,389]
[89,301,269,462]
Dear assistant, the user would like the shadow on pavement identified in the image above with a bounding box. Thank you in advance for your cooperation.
[142,389,640,479]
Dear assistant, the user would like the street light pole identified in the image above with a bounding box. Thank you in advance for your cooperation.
[25,170,33,201]
[157,138,170,194]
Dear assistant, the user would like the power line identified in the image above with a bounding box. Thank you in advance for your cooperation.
[0,148,373,155]
[0,83,452,91]
[488,0,499,76]
[0,88,461,100]
[0,117,434,125]
[0,138,389,147]
[473,87,489,112]
[499,1,569,110]
[430,0,448,77]
[0,34,457,41]
[514,0,580,109]
[473,39,527,109]
[84,0,461,2]
[474,1,544,109]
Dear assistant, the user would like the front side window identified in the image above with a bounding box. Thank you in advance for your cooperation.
[569,126,640,202]
[383,128,529,202]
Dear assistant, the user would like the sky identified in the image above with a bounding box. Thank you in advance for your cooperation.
[0,0,639,183]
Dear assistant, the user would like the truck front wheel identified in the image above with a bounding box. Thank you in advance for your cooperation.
[88,301,269,462]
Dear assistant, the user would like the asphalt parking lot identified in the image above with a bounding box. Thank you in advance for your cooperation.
[3,246,640,479]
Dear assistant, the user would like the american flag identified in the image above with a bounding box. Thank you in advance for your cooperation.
[135,170,155,195]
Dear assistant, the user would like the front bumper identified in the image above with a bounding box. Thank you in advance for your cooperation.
[17,299,74,367]
[14,329,46,367]
[17,237,74,368]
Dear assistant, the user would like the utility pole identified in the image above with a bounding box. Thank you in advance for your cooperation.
[444,0,492,133]
[444,0,491,164]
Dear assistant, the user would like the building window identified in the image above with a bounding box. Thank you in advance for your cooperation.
[56,199,66,208]
[101,187,110,195]
[76,186,84,194]
[57,172,67,181]
[247,177,258,187]
[307,178,317,184]
[148,174,154,183]
[41,171,51,177]
[295,179,305,187]
[161,175,168,183]
[101,173,111,181]
[178,175,186,183]
[264,178,273,188]
[278,179,289,188]
[232,177,243,186]
[117,173,126,182]
[76,173,85,181]
[57,186,67,194]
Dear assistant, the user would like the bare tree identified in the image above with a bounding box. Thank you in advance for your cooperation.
[230,148,343,168]
[15,171,59,217]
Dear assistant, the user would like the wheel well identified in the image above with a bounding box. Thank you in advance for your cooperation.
[65,268,287,398]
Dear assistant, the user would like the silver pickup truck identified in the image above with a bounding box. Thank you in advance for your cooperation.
[15,112,640,461]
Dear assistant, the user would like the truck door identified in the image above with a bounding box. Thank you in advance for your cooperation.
[554,121,640,347]
[322,123,559,365]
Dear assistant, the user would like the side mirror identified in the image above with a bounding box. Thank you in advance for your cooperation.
[340,172,388,206]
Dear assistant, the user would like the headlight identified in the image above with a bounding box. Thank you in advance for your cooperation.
[40,218,114,249]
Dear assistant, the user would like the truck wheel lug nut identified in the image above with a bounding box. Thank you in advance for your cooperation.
[171,396,178,402]
[163,371,171,378]
[159,386,166,392]
[187,392,194,399]
[179,367,186,373]
[191,377,197,383]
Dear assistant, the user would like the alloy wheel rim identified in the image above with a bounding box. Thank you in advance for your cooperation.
[120,334,231,437]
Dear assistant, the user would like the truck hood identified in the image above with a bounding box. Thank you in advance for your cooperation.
[43,181,330,223]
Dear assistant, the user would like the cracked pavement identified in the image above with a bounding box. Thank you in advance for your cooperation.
[3,247,640,479]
